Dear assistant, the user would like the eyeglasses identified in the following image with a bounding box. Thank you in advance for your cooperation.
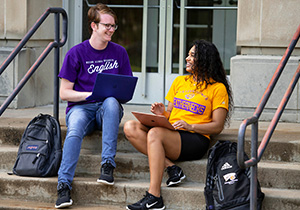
[99,23,118,31]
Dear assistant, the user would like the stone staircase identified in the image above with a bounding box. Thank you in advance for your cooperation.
[0,104,300,209]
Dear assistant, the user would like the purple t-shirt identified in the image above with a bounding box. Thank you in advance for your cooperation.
[59,40,133,114]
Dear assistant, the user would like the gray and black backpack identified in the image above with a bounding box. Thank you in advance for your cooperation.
[204,140,264,210]
[12,114,62,177]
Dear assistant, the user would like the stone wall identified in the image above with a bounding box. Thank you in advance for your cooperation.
[0,0,62,108]
[231,0,300,122]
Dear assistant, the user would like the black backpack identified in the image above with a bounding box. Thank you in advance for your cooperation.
[204,140,264,210]
[12,114,62,177]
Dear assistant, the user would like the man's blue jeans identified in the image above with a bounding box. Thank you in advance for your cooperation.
[58,97,123,188]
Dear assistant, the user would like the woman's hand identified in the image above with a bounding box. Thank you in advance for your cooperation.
[150,102,165,115]
[174,108,228,135]
[172,120,192,131]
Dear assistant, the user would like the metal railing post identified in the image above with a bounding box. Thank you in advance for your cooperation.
[250,122,258,210]
[237,24,300,210]
[0,8,67,119]
[54,12,60,121]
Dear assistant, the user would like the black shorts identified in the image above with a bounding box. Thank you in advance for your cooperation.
[176,130,210,161]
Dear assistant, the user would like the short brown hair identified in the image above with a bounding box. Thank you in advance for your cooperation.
[87,3,118,34]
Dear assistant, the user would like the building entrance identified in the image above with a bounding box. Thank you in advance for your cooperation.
[68,0,237,105]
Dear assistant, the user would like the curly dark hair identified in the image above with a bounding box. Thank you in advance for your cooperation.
[189,39,233,125]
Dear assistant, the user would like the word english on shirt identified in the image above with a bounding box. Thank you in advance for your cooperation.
[87,60,119,74]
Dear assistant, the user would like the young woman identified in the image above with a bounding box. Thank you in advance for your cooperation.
[124,40,233,210]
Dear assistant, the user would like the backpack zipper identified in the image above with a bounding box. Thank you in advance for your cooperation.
[32,153,40,164]
[214,175,225,201]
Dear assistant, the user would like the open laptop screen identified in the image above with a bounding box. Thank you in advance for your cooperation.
[86,73,138,104]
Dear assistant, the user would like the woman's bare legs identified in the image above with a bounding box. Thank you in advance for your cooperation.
[124,120,177,168]
[147,127,181,197]
[123,120,149,155]
[124,121,182,197]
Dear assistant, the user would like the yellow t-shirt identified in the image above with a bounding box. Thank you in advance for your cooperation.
[165,75,229,139]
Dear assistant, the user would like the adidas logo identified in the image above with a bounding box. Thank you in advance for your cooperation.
[221,162,232,170]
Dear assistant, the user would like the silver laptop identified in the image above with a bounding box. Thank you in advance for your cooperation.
[131,111,175,130]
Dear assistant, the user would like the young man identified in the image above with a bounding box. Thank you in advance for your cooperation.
[55,3,132,209]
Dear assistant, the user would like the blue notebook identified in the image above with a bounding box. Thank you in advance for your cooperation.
[86,73,138,104]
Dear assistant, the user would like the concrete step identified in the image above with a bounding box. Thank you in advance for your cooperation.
[0,172,204,210]
[2,104,300,209]
[1,172,300,210]
[1,120,300,162]
[2,145,300,190]
[217,125,300,162]
[0,199,124,210]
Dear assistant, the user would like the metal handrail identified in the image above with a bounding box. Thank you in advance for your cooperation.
[0,7,68,121]
[237,24,300,210]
